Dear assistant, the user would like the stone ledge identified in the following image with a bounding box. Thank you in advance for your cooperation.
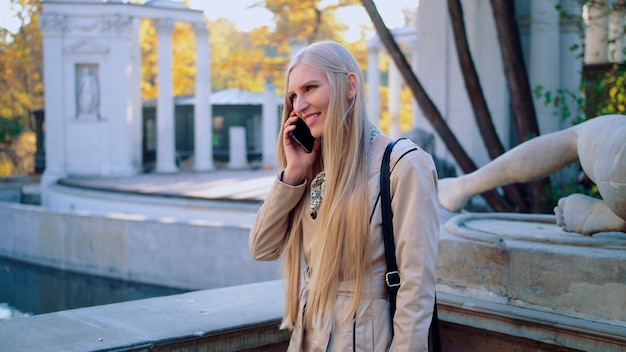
[0,280,289,352]
[437,291,626,351]
[446,212,626,249]
[1,280,623,351]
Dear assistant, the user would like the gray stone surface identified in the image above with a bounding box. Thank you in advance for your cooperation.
[58,168,275,203]
[0,280,287,352]
[439,212,626,327]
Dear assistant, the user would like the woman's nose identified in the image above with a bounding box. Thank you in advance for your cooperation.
[293,97,308,114]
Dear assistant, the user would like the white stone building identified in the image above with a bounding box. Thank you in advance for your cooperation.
[39,0,213,205]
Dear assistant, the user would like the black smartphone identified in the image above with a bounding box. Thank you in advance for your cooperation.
[290,118,315,153]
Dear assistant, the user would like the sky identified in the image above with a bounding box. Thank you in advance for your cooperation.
[188,0,417,41]
[0,0,21,34]
[0,0,418,42]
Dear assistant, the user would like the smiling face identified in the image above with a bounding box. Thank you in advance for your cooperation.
[287,63,331,139]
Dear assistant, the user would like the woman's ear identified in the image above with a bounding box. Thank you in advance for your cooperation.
[347,72,358,100]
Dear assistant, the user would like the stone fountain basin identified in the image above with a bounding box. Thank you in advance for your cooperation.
[437,212,626,326]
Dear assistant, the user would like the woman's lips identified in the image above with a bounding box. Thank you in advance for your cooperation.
[304,113,320,125]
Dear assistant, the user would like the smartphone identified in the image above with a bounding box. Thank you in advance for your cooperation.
[290,118,315,153]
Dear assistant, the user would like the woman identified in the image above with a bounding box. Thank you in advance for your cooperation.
[249,41,439,351]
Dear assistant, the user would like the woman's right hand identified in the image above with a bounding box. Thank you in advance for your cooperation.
[282,112,320,185]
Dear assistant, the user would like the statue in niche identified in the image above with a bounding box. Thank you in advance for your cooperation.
[437,114,626,236]
[77,66,99,117]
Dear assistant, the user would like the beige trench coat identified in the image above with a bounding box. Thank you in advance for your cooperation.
[249,135,439,352]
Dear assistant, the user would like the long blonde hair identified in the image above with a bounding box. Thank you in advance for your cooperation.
[276,41,372,329]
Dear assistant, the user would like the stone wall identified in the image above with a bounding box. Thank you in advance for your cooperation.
[0,201,279,290]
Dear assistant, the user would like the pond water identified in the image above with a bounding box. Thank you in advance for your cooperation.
[0,256,188,320]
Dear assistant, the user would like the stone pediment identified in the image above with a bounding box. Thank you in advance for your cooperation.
[65,40,109,55]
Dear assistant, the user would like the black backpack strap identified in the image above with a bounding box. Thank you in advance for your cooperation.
[381,140,400,326]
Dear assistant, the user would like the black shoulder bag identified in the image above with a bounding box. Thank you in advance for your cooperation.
[381,139,442,352]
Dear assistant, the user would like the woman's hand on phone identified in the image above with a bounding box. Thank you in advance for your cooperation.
[282,112,319,185]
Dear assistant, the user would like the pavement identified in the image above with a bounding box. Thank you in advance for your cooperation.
[58,168,277,204]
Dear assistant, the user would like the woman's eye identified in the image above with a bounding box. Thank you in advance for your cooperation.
[306,85,316,92]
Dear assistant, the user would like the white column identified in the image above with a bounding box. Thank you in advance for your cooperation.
[585,0,609,64]
[529,0,560,135]
[557,0,585,185]
[416,0,449,164]
[262,81,278,169]
[388,61,402,138]
[193,22,215,172]
[609,3,625,62]
[103,14,136,177]
[131,17,143,172]
[229,126,247,169]
[367,46,380,126]
[154,18,177,173]
[39,12,68,206]
[560,0,584,120]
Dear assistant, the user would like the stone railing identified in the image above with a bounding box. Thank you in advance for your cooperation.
[1,279,624,351]
[0,280,290,351]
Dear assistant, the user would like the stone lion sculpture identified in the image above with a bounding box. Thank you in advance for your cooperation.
[437,114,626,236]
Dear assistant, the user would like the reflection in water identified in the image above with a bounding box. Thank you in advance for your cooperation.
[0,256,188,320]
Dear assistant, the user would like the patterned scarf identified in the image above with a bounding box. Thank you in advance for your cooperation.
[309,125,380,219]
